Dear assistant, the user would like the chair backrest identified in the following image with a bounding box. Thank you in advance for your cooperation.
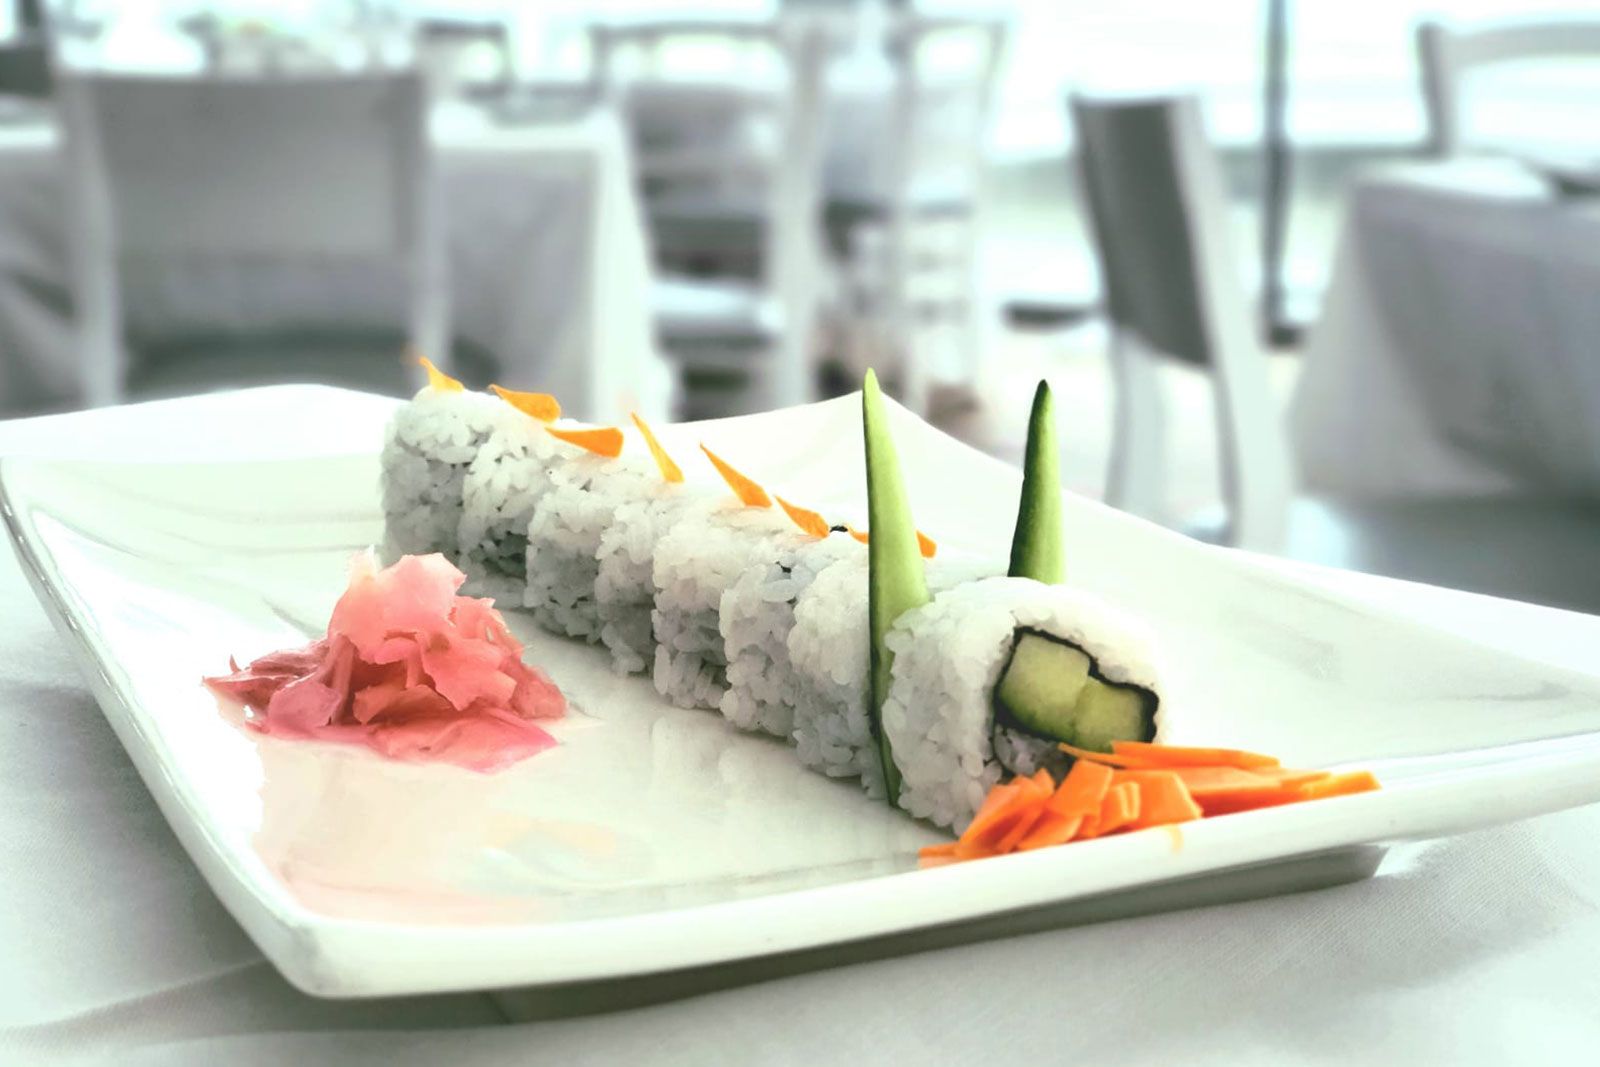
[591,18,828,301]
[416,13,514,95]
[882,12,1007,208]
[1417,18,1600,156]
[59,72,427,257]
[56,71,447,403]
[1070,94,1290,549]
[0,41,51,98]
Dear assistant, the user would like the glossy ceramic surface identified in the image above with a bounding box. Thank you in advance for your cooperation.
[7,393,1600,997]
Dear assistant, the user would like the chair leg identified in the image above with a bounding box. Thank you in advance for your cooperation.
[81,329,122,409]
[886,213,925,415]
[958,214,986,393]
[1104,329,1168,522]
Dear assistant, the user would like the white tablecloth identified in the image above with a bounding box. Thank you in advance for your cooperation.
[1292,159,1600,499]
[5,391,1600,1065]
[0,106,671,422]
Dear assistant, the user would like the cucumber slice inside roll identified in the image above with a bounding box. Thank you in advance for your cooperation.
[994,630,1156,751]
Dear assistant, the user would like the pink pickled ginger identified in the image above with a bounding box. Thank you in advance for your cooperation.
[204,551,564,771]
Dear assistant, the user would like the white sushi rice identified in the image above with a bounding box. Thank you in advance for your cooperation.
[719,532,864,738]
[787,553,1001,799]
[651,504,802,711]
[455,413,571,602]
[595,483,708,674]
[381,387,521,565]
[524,455,656,641]
[883,576,1162,833]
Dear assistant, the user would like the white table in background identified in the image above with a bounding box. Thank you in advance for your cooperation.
[3,389,1600,1065]
[1292,158,1600,499]
[0,106,671,421]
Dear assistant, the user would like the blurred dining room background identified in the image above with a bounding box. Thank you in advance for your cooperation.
[4,0,1600,611]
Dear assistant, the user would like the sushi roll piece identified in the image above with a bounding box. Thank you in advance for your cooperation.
[522,425,648,641]
[787,552,998,798]
[878,379,1161,831]
[718,504,863,738]
[883,577,1162,831]
[381,360,535,567]
[455,386,568,601]
[595,416,707,674]
[651,447,803,711]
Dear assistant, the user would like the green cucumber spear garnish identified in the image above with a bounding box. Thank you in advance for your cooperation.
[864,369,928,805]
[1008,380,1062,583]
[995,380,1157,749]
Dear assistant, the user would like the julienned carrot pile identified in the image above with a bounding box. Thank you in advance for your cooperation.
[919,742,1380,867]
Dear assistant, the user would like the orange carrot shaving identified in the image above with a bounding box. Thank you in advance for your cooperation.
[1081,782,1141,838]
[416,354,463,392]
[1123,765,1295,808]
[776,496,830,538]
[846,524,937,558]
[547,425,624,458]
[1293,770,1380,802]
[1015,811,1083,851]
[1110,741,1280,770]
[920,741,1381,867]
[1046,758,1114,819]
[917,841,962,866]
[701,445,771,508]
[1118,771,1203,830]
[630,412,683,483]
[1056,742,1158,768]
[489,384,560,421]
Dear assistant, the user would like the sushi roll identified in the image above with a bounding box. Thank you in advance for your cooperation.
[652,502,801,711]
[651,447,802,711]
[455,387,571,602]
[521,425,652,642]
[883,577,1161,831]
[719,518,863,738]
[381,361,534,567]
[594,416,707,675]
[864,376,1162,830]
[595,487,699,673]
[788,552,999,797]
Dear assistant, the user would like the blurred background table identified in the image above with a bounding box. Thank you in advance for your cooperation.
[1292,158,1600,499]
[0,103,669,421]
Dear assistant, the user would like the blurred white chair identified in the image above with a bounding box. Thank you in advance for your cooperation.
[1070,94,1291,551]
[56,71,448,407]
[592,18,828,417]
[1417,18,1600,157]
[415,11,515,97]
[833,11,1006,415]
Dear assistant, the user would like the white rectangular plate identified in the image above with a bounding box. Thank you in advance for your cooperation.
[7,390,1600,998]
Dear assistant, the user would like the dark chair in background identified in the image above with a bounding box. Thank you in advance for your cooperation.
[1071,94,1291,552]
[0,0,51,100]
[1067,92,1600,611]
